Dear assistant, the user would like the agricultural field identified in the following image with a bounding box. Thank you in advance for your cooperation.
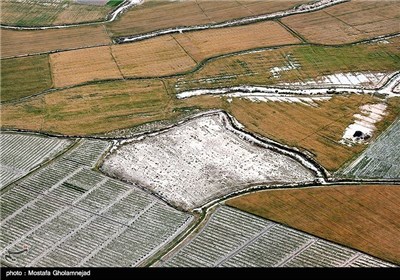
[171,38,400,92]
[0,133,72,189]
[0,79,174,135]
[101,112,315,210]
[2,78,399,171]
[171,21,300,62]
[1,55,52,102]
[227,185,400,265]
[111,36,197,77]
[1,0,400,269]
[282,0,400,44]
[50,46,123,87]
[106,0,309,37]
[0,25,111,58]
[159,206,394,267]
[341,119,400,179]
[0,136,193,267]
[0,0,113,26]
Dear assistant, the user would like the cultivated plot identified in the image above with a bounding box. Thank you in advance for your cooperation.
[227,185,400,265]
[107,0,308,37]
[0,137,193,267]
[111,36,197,77]
[0,133,72,189]
[0,0,113,26]
[172,21,300,62]
[101,112,315,210]
[160,206,394,267]
[341,119,400,179]
[50,46,123,87]
[1,25,111,58]
[282,0,400,44]
[1,55,52,102]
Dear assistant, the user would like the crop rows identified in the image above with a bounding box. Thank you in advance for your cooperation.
[0,133,71,189]
[341,119,400,179]
[162,206,395,267]
[1,134,193,267]
[63,140,110,168]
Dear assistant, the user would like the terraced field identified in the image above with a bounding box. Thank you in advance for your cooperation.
[0,133,72,189]
[160,206,394,267]
[341,119,400,179]
[0,135,193,267]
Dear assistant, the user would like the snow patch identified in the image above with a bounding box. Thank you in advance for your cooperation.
[340,103,387,146]
[101,113,316,210]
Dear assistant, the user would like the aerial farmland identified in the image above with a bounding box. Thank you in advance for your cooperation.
[0,0,399,270]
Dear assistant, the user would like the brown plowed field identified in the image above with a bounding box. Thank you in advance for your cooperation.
[282,0,400,44]
[0,25,111,58]
[111,36,197,77]
[173,21,300,62]
[227,185,400,265]
[50,46,123,88]
[107,0,308,37]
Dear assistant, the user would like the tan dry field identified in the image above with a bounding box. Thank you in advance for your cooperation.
[0,25,111,58]
[111,36,197,77]
[107,0,308,37]
[282,0,400,44]
[173,21,300,62]
[227,185,400,265]
[50,46,123,88]
[41,22,297,87]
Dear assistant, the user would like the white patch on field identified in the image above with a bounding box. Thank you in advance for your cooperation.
[270,54,300,78]
[101,113,315,210]
[340,103,387,146]
[280,72,389,89]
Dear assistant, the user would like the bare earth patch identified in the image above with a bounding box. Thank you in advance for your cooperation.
[101,112,315,210]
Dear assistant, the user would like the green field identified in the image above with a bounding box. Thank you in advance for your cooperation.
[107,0,123,7]
[1,55,52,102]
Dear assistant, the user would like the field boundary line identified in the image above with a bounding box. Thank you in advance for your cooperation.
[275,238,317,267]
[170,34,198,64]
[78,200,158,266]
[108,46,125,79]
[214,223,277,267]
[28,187,136,266]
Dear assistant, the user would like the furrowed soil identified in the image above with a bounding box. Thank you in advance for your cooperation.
[227,185,400,265]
